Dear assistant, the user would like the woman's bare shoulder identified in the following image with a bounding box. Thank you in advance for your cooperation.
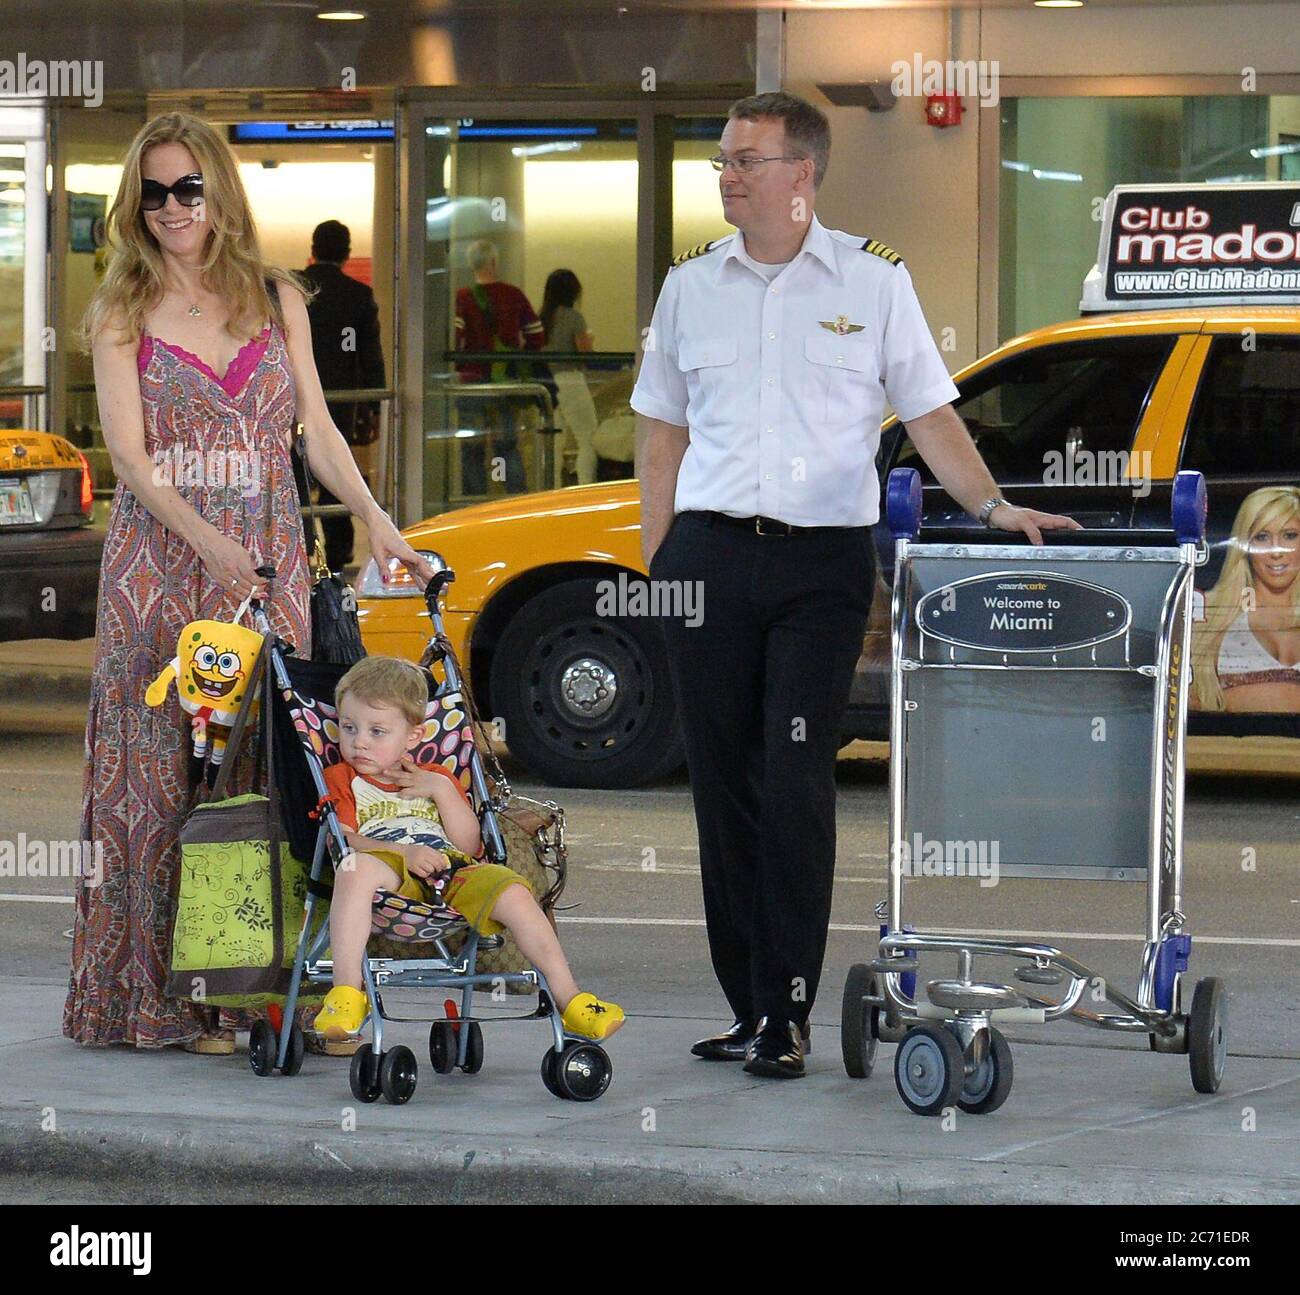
[91,304,140,354]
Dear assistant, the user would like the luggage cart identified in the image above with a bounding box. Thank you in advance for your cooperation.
[840,467,1227,1115]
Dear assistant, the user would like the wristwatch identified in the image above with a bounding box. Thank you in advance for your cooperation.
[977,496,1010,527]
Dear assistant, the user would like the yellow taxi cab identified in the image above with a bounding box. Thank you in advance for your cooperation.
[359,183,1300,786]
[0,429,101,640]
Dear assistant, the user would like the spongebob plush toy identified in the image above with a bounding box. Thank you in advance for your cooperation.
[145,618,265,764]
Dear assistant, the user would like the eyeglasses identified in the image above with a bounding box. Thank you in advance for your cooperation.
[709,154,804,174]
[140,173,204,211]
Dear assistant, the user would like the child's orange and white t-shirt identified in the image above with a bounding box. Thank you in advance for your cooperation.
[323,758,483,894]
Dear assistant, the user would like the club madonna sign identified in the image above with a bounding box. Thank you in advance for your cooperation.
[1081,183,1300,310]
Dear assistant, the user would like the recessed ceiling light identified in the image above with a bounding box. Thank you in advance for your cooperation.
[317,9,367,20]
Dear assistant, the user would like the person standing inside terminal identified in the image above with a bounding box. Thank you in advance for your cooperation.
[632,91,1079,1078]
[454,239,546,495]
[301,220,386,574]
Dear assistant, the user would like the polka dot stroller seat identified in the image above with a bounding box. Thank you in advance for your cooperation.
[240,569,608,1105]
[278,655,480,944]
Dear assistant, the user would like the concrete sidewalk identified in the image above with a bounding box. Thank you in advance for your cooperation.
[4,976,1298,1204]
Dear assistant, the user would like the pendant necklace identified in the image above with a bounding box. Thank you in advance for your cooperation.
[188,303,202,318]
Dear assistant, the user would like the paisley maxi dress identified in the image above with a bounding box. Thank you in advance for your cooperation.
[64,319,314,1046]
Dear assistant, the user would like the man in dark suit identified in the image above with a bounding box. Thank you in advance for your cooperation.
[301,220,387,573]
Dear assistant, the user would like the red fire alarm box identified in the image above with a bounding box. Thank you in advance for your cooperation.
[925,94,963,128]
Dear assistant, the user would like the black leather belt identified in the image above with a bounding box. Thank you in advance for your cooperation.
[689,511,862,537]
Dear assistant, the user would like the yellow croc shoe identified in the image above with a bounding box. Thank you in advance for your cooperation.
[313,986,369,1041]
[561,992,625,1041]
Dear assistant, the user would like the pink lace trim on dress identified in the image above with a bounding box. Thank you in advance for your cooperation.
[137,327,272,399]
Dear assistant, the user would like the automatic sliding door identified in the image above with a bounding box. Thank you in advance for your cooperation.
[420,116,641,515]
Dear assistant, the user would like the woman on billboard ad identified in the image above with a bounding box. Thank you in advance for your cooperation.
[1192,485,1300,714]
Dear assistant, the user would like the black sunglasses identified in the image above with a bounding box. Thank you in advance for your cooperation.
[140,172,204,212]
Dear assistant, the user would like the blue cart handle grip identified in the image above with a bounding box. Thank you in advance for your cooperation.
[1171,470,1207,545]
[886,467,923,540]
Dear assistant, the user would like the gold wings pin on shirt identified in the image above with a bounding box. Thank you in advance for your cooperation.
[819,315,865,336]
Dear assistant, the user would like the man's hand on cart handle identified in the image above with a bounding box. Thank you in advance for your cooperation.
[987,503,1084,546]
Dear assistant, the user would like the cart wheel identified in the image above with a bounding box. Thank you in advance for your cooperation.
[894,1025,964,1116]
[1188,977,1227,1094]
[841,964,880,1079]
[540,1047,566,1099]
[281,1023,306,1077]
[554,1042,612,1102]
[248,1020,277,1077]
[349,1043,382,1103]
[380,1045,419,1105]
[429,1020,458,1075]
[957,1028,1013,1115]
[461,1021,484,1075]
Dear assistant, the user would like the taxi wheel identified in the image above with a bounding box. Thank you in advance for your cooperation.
[490,578,684,788]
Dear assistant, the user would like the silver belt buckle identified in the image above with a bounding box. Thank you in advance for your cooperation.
[755,516,792,536]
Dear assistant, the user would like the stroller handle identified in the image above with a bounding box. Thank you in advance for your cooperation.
[423,567,456,611]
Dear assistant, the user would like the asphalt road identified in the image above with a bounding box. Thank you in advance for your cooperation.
[3,731,1296,1055]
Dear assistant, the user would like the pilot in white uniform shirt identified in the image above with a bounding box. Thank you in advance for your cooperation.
[630,212,959,528]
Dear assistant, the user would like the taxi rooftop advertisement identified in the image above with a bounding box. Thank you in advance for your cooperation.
[1084,183,1300,309]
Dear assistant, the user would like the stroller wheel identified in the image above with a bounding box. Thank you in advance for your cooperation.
[281,1024,306,1077]
[554,1042,612,1103]
[380,1045,419,1105]
[461,1022,484,1075]
[429,1020,458,1075]
[349,1044,382,1103]
[248,1020,277,1077]
[540,1047,566,1099]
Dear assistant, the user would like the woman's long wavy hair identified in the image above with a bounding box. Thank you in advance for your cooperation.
[80,112,308,350]
[1191,485,1300,711]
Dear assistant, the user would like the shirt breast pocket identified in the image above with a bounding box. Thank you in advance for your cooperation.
[678,335,739,410]
[804,333,877,427]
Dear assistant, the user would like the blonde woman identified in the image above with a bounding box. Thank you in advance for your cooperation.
[65,113,435,1050]
[1191,486,1300,714]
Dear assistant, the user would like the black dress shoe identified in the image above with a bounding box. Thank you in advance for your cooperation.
[690,1018,757,1061]
[743,1017,805,1079]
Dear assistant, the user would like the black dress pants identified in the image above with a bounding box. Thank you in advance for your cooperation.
[651,511,875,1028]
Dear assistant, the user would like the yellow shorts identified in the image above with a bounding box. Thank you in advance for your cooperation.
[368,849,531,937]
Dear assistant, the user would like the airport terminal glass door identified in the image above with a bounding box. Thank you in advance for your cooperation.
[412,106,739,521]
[418,114,642,515]
[0,135,32,428]
[51,101,146,510]
[0,104,48,432]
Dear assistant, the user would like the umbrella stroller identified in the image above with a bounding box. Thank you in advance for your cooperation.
[244,566,612,1104]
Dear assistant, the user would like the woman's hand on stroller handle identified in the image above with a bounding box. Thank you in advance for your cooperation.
[367,514,440,588]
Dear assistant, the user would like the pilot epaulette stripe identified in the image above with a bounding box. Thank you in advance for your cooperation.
[670,239,722,268]
[861,238,903,266]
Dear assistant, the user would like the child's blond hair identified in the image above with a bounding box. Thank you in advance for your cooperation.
[335,657,429,728]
